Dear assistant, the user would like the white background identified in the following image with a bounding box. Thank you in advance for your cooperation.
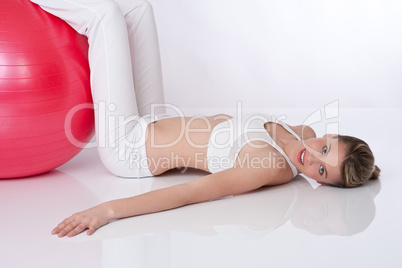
[149,0,402,111]
[2,1,402,268]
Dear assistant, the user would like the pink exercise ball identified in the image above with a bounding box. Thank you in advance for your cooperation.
[0,0,95,178]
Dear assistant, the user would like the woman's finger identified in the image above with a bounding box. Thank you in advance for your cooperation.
[51,214,78,235]
[52,220,69,235]
[57,217,83,237]
[87,227,96,236]
[67,223,88,237]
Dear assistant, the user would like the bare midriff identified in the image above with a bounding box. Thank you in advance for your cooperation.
[145,114,232,175]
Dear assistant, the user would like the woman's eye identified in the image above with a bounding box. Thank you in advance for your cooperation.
[319,165,324,175]
[322,146,328,155]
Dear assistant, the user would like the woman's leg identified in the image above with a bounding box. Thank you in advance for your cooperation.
[29,0,153,176]
[29,0,138,115]
[114,0,165,116]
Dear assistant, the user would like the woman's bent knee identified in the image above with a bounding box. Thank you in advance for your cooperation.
[113,0,153,17]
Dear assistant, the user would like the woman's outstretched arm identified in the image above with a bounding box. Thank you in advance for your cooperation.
[52,160,283,237]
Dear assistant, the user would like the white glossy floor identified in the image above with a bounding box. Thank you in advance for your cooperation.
[1,108,401,268]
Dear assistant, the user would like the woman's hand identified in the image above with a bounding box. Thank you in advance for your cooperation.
[51,203,114,238]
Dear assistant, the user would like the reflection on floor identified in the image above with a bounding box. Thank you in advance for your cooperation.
[1,108,401,268]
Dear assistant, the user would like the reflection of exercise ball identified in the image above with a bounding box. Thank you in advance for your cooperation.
[0,0,94,178]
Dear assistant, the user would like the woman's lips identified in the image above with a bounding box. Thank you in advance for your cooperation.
[298,148,306,165]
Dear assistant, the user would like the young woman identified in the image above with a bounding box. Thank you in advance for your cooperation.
[51,112,380,238]
[29,1,380,238]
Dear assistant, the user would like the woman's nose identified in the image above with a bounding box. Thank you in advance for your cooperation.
[307,149,322,165]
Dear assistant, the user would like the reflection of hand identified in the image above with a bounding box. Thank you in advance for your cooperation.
[51,203,113,238]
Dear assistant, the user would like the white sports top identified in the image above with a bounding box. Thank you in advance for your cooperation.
[207,113,301,176]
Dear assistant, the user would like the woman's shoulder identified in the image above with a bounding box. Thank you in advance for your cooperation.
[234,140,295,184]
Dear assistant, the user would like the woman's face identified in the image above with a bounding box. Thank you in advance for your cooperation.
[289,135,347,186]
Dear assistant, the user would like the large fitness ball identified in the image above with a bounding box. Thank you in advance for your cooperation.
[0,0,95,178]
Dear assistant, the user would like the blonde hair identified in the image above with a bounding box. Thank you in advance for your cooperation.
[336,135,380,188]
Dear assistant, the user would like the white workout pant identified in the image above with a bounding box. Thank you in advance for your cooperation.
[29,0,165,177]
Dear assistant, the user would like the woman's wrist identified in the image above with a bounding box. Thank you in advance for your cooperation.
[102,201,117,221]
